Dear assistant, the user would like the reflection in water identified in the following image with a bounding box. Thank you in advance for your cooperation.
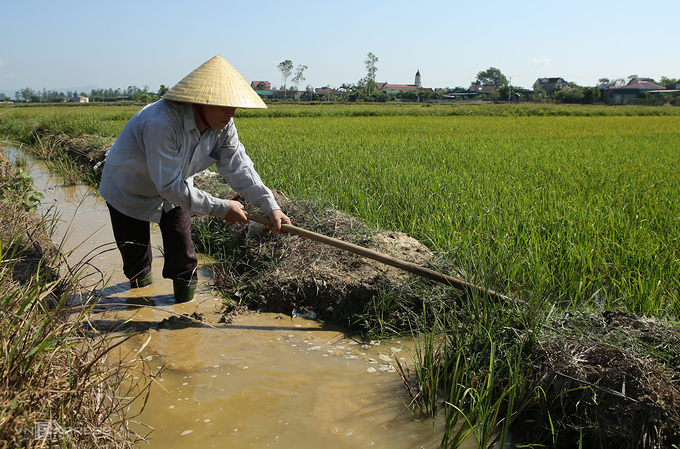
[7,148,458,449]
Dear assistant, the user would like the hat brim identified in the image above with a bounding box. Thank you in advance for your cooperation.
[162,55,267,109]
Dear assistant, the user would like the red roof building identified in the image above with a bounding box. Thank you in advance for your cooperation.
[377,70,429,93]
[250,81,271,90]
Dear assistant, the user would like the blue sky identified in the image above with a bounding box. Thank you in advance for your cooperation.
[2,0,678,95]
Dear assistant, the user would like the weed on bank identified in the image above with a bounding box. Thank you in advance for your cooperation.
[0,150,155,448]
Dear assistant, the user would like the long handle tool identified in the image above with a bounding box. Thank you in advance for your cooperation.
[245,212,515,304]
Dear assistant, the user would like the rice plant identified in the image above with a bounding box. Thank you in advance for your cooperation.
[237,113,680,316]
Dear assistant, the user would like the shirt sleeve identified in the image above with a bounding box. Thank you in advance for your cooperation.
[215,121,280,217]
[143,118,231,218]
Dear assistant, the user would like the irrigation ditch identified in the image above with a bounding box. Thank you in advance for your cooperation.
[2,107,680,448]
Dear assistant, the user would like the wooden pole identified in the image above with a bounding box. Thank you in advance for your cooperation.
[245,213,515,304]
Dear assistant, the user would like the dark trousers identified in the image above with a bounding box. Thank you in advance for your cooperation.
[106,203,198,282]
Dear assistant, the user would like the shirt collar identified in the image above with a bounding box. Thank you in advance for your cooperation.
[181,103,200,134]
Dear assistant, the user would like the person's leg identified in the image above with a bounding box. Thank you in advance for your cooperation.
[106,203,153,288]
[159,206,198,302]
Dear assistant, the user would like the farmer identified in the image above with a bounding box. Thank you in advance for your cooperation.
[99,55,290,303]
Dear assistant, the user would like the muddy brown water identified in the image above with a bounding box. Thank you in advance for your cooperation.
[8,149,471,448]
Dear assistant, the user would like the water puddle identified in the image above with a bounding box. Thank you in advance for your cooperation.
[6,148,462,448]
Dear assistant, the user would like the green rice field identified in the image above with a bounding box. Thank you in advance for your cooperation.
[240,113,680,316]
[2,103,679,316]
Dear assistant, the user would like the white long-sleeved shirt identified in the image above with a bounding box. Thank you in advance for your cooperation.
[99,100,279,223]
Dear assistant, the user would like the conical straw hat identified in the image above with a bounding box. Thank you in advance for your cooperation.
[163,55,267,109]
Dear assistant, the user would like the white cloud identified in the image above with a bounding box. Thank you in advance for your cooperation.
[0,59,5,67]
[530,56,551,66]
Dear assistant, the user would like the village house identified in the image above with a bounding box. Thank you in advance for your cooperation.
[271,90,301,100]
[250,81,275,100]
[468,85,497,93]
[534,77,570,95]
[314,87,342,100]
[250,81,271,90]
[605,78,666,104]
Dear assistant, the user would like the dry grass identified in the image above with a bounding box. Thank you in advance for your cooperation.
[521,310,680,448]
[1,149,157,448]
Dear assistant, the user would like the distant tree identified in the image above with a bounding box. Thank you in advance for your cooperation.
[550,84,599,104]
[529,82,547,102]
[291,64,308,92]
[442,86,469,96]
[659,76,679,87]
[158,84,169,97]
[373,90,394,102]
[476,67,508,88]
[277,60,293,99]
[582,86,600,104]
[416,90,436,101]
[45,90,66,102]
[16,88,35,102]
[485,90,501,101]
[599,78,625,86]
[498,85,512,101]
[339,83,356,93]
[303,85,315,101]
[364,52,378,96]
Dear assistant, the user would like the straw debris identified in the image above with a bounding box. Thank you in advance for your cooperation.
[521,310,680,448]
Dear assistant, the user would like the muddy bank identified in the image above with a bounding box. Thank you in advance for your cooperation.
[521,310,680,447]
[193,173,443,330]
[5,147,449,449]
[0,157,58,285]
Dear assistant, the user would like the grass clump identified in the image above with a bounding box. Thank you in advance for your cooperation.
[0,150,155,448]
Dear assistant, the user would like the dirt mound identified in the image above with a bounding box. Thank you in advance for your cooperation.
[193,175,435,326]
[242,228,427,321]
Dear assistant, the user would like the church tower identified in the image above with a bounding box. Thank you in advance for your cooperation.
[415,69,422,88]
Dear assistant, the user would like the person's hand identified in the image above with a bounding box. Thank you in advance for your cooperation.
[224,200,248,223]
[265,209,291,235]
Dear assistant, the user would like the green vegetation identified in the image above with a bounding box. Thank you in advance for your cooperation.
[237,113,680,317]
[1,102,679,447]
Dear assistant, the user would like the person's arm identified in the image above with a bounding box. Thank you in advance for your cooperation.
[215,122,292,232]
[214,121,280,217]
